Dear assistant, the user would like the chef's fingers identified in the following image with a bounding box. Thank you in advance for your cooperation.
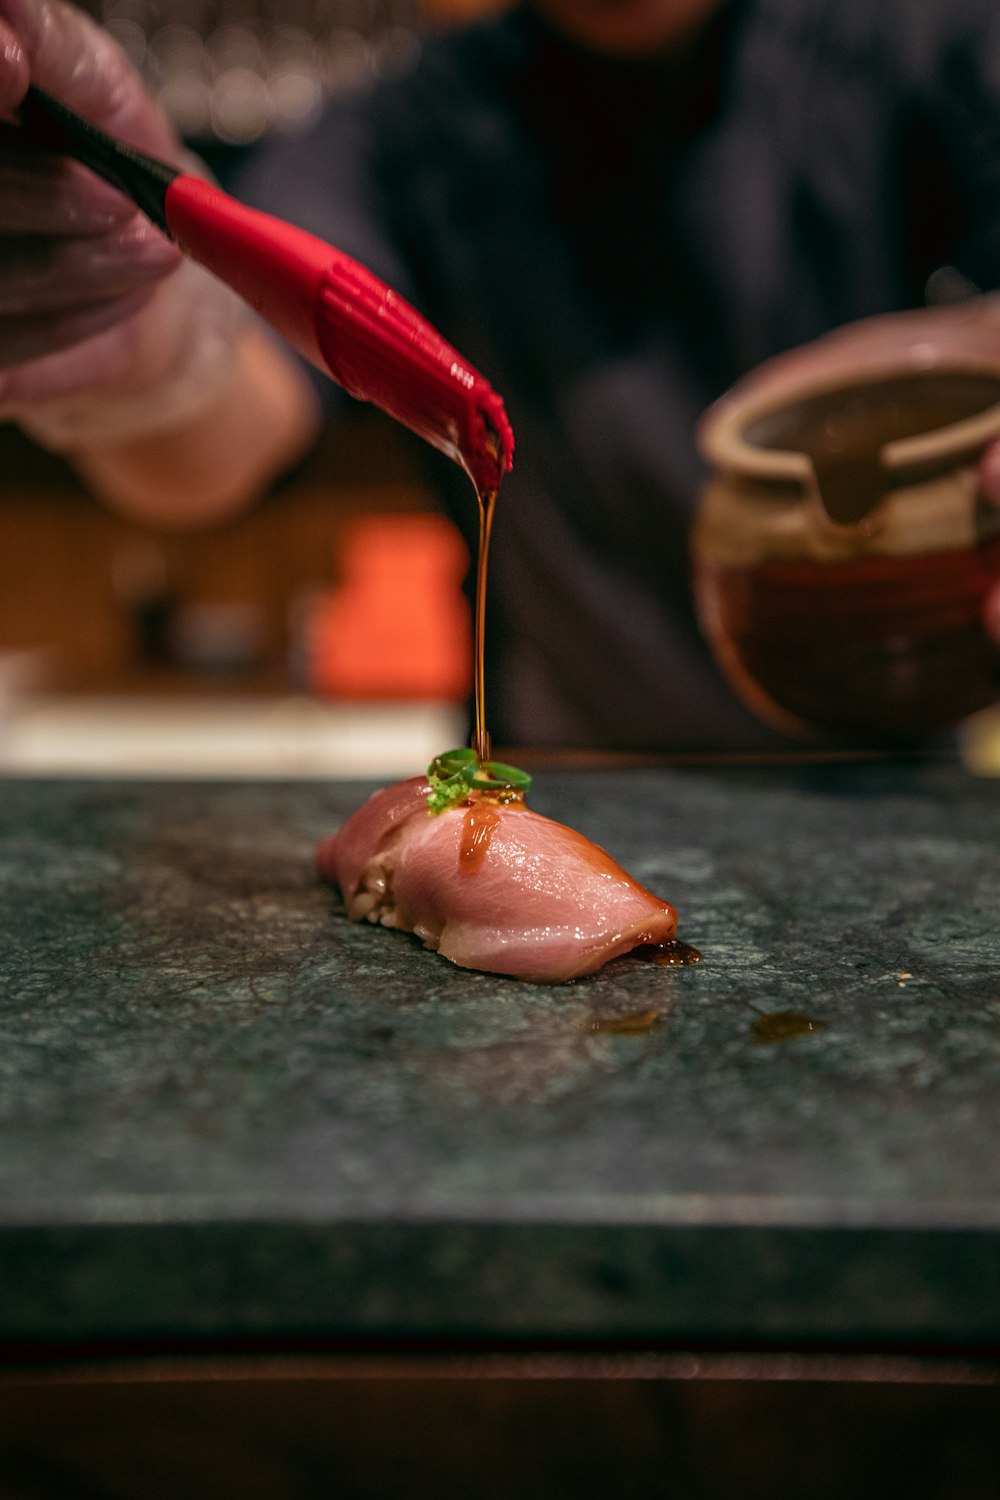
[0,3,248,455]
[978,439,1000,508]
[981,442,1000,648]
[0,0,186,383]
[983,438,1000,645]
[983,580,1000,650]
[0,132,136,234]
[0,0,180,161]
[0,284,156,378]
[0,15,28,111]
[0,219,178,318]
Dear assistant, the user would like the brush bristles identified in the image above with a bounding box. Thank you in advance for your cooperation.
[315,272,513,495]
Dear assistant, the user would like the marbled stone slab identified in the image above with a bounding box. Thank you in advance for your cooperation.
[1,760,998,1349]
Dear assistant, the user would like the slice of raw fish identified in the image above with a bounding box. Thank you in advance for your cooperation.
[316,776,677,982]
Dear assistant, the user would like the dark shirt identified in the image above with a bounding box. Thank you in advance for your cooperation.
[239,0,1000,751]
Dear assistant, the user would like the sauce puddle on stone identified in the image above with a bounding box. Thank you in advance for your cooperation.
[588,1008,665,1035]
[749,1011,827,1045]
[651,939,703,966]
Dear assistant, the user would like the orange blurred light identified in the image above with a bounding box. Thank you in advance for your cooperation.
[311,513,471,700]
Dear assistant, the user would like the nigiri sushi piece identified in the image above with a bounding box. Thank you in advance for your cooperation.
[317,755,677,983]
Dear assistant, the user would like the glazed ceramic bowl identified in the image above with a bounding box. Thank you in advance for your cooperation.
[693,302,1000,740]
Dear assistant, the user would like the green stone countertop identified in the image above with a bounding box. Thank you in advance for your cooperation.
[1,759,999,1352]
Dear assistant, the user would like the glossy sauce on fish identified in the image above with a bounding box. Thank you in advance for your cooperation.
[460,801,503,869]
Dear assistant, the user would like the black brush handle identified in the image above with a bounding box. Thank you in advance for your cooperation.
[18,85,178,234]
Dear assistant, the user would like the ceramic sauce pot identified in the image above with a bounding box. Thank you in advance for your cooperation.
[694,303,1000,739]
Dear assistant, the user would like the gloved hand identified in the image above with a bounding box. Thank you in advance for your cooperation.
[0,0,243,449]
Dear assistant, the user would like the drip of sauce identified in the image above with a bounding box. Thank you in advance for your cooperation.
[749,1011,827,1045]
[651,939,703,966]
[459,801,502,870]
[745,371,1000,526]
[472,485,497,765]
[457,435,512,876]
[588,1009,664,1035]
[457,790,525,872]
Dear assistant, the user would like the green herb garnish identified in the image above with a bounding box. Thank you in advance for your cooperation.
[426,747,532,815]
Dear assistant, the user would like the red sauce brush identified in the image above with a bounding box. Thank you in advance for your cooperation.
[17,84,514,496]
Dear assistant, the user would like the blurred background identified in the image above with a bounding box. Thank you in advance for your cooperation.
[3,0,999,777]
[0,0,510,780]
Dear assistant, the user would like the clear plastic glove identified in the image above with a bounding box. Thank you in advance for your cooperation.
[0,0,243,447]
